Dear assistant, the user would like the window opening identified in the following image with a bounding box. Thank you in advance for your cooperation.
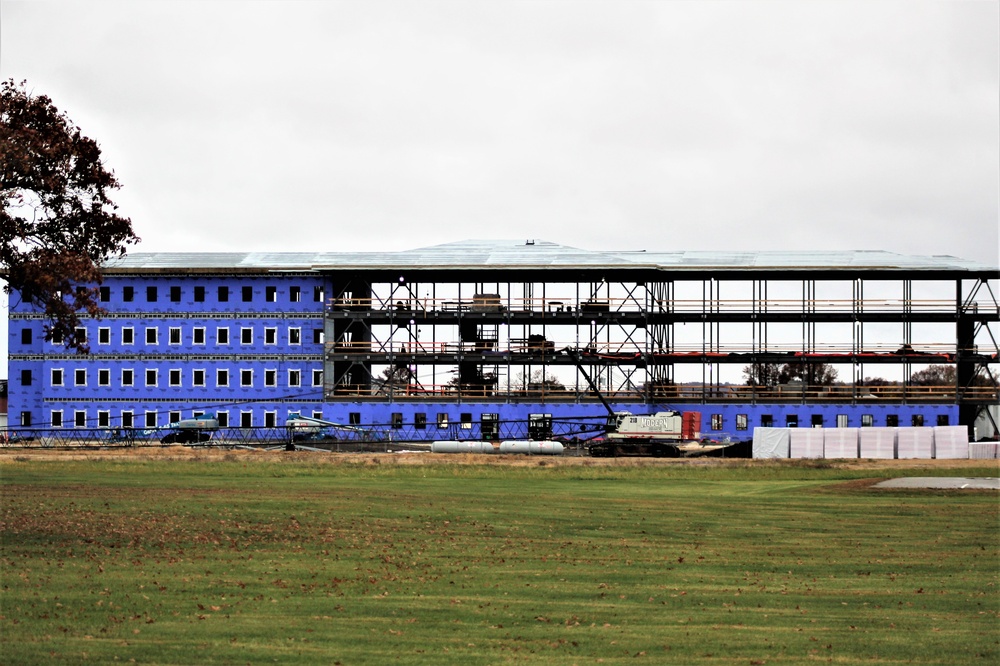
[528,414,553,440]
[481,413,499,440]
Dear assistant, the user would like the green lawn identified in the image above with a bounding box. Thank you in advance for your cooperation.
[1,456,997,664]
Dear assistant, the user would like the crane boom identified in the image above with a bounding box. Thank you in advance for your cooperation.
[562,347,616,417]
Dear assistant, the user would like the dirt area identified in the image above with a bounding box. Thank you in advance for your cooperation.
[0,446,996,471]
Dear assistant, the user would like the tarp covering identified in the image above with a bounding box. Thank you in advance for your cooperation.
[824,428,859,458]
[752,427,790,458]
[859,428,896,459]
[789,428,825,459]
[933,426,970,459]
[897,428,934,459]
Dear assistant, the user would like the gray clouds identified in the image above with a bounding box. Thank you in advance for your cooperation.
[1,0,997,261]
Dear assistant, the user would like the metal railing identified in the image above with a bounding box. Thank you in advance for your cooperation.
[327,340,972,356]
[326,383,997,403]
[327,296,995,315]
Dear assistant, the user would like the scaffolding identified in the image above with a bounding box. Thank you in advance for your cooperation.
[322,269,999,428]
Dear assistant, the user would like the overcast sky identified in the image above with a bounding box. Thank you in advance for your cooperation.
[1,1,998,372]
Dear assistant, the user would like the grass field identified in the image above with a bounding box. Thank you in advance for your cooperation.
[1,452,997,665]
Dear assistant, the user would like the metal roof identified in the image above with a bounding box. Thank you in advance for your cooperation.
[101,240,997,273]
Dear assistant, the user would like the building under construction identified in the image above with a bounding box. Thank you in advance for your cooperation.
[6,240,998,443]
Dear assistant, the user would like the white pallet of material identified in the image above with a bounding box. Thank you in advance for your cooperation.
[789,428,825,459]
[897,428,934,459]
[823,428,859,458]
[859,428,896,459]
[933,426,969,459]
[752,427,790,459]
[969,442,999,459]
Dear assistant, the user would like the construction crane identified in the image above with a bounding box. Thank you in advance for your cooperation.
[562,348,701,457]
